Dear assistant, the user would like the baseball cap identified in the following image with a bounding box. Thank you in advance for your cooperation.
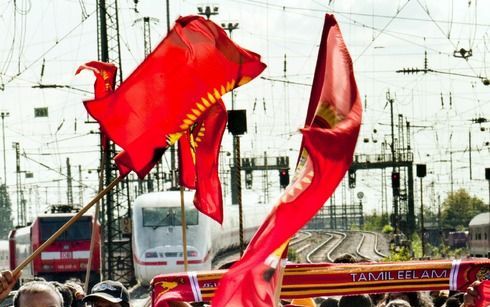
[83,280,130,306]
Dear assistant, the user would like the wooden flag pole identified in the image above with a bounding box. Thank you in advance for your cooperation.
[83,202,100,292]
[179,186,188,271]
[83,155,106,292]
[13,174,125,277]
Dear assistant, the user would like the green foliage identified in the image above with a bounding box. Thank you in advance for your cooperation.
[363,212,389,231]
[426,243,467,259]
[410,233,426,258]
[350,224,360,231]
[441,189,487,229]
[382,224,394,234]
[288,248,298,262]
[383,247,411,261]
[0,184,13,239]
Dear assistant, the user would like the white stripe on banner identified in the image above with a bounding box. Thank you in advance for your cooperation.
[188,271,202,302]
[41,252,60,260]
[450,259,461,291]
[73,251,90,259]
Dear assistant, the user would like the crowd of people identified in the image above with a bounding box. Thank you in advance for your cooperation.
[0,271,131,307]
[0,268,486,307]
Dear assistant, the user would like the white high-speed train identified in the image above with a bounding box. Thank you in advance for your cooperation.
[132,191,272,285]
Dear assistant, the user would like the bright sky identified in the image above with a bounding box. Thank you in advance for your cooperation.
[0,0,489,222]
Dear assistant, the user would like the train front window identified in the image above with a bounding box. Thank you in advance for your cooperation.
[40,219,92,241]
[143,207,199,227]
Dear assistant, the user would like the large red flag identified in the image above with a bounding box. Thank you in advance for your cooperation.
[211,14,362,306]
[83,15,265,179]
[82,15,265,223]
[178,100,227,223]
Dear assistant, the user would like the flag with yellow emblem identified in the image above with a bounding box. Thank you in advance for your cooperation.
[81,15,265,223]
[211,14,362,306]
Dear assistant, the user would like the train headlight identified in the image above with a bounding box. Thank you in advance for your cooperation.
[187,250,198,257]
[145,251,158,258]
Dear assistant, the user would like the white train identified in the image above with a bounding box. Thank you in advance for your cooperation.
[132,191,273,285]
[0,240,9,271]
[468,212,490,257]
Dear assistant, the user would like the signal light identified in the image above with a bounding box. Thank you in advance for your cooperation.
[391,171,400,196]
[279,169,289,188]
[245,170,253,189]
[348,170,356,188]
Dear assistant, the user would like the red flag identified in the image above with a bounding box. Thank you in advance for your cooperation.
[475,280,490,307]
[75,61,117,148]
[76,61,117,98]
[178,100,227,223]
[83,15,265,179]
[212,14,362,307]
[178,131,197,189]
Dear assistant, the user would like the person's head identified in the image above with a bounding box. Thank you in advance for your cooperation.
[369,293,385,306]
[49,282,73,307]
[83,280,130,307]
[385,291,433,307]
[443,296,461,307]
[338,295,373,307]
[333,254,358,264]
[319,298,338,307]
[385,299,411,307]
[14,281,64,307]
[63,281,85,307]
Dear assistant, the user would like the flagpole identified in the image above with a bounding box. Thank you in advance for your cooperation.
[13,175,125,277]
[180,186,188,271]
[84,153,106,292]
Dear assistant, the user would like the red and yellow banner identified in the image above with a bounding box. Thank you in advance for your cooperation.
[152,259,490,306]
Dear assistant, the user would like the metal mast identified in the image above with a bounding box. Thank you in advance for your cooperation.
[97,0,135,286]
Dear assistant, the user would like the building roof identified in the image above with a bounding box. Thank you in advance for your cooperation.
[469,212,490,227]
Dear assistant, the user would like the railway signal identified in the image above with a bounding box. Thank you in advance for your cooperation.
[486,168,490,213]
[391,171,400,196]
[348,170,356,189]
[245,170,253,189]
[279,169,290,188]
[417,164,427,257]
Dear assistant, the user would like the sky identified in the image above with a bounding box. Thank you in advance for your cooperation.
[0,0,489,223]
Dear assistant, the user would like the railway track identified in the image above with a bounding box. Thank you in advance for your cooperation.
[305,230,389,263]
[356,231,389,260]
[306,231,345,263]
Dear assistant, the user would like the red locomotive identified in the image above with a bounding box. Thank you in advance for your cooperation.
[8,213,100,284]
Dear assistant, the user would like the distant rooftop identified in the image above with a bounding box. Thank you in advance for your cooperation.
[469,212,490,226]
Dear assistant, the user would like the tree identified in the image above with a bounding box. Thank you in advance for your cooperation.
[0,184,12,239]
[441,188,486,229]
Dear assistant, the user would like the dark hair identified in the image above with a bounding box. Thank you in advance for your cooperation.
[432,295,446,307]
[319,298,339,307]
[444,297,461,307]
[14,281,63,307]
[386,292,433,307]
[338,295,373,307]
[50,281,74,307]
[333,254,358,264]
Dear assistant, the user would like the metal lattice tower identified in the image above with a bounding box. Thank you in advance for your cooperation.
[96,0,135,286]
[66,158,73,207]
